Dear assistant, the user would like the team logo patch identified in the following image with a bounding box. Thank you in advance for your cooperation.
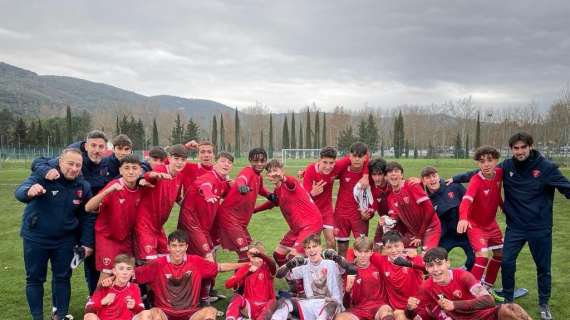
[103,257,111,266]
[483,189,490,196]
[145,245,153,254]
[373,271,379,279]
[448,192,454,199]
[236,237,244,246]
[509,171,514,177]
[73,199,81,205]
[345,177,351,182]
[51,190,59,196]
[202,243,210,252]
[119,198,125,204]
[76,189,83,198]
[453,290,462,298]
[532,169,541,178]
[258,273,264,280]
[403,196,410,204]
[385,271,390,277]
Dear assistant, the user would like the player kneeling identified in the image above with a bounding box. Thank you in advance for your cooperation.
[406,247,531,320]
[84,254,146,320]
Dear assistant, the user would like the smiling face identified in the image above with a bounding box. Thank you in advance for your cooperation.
[477,155,498,178]
[85,138,107,164]
[119,162,142,185]
[59,152,83,180]
[383,240,405,261]
[387,169,404,189]
[250,155,268,173]
[168,240,188,264]
[422,172,440,192]
[353,248,372,267]
[267,166,285,184]
[113,262,134,285]
[511,141,531,162]
[304,241,323,264]
[425,259,452,285]
[168,155,187,174]
[318,157,336,175]
[371,172,386,186]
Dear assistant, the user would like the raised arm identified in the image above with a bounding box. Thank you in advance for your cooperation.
[546,165,570,198]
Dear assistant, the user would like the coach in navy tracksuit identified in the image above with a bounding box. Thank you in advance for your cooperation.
[453,132,570,319]
[421,166,475,270]
[32,130,111,296]
[16,148,93,320]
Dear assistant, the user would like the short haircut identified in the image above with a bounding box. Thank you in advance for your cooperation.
[168,144,189,158]
[216,151,234,162]
[353,236,373,251]
[198,141,214,148]
[385,161,404,174]
[474,146,500,161]
[320,146,338,159]
[382,230,403,245]
[112,134,133,149]
[168,229,189,244]
[148,146,167,160]
[349,142,368,157]
[508,132,534,148]
[86,130,108,143]
[368,158,387,175]
[302,233,321,247]
[248,240,266,254]
[265,159,284,171]
[60,147,83,158]
[420,166,438,178]
[248,148,268,162]
[120,154,141,167]
[114,253,135,267]
[423,247,449,264]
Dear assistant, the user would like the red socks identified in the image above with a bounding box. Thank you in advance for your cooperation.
[483,256,502,286]
[471,256,488,281]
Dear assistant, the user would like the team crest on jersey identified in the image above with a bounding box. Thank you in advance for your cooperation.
[119,198,125,204]
[202,243,210,252]
[509,171,514,177]
[73,199,81,205]
[385,271,390,277]
[258,273,265,280]
[483,189,490,196]
[51,190,59,196]
[434,205,439,211]
[145,245,153,254]
[76,189,83,198]
[236,237,245,246]
[403,196,410,204]
[356,279,362,284]
[532,169,541,178]
[453,290,462,298]
[447,192,455,199]
[103,257,111,266]
[345,177,351,182]
[373,271,380,279]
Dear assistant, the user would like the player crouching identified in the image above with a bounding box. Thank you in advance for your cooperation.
[406,247,531,320]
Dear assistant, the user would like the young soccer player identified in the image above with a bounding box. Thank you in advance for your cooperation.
[368,158,392,251]
[180,140,215,198]
[457,146,504,294]
[215,148,272,262]
[254,159,323,263]
[225,241,277,320]
[421,166,475,270]
[406,247,531,320]
[302,146,369,249]
[104,134,134,178]
[85,155,142,280]
[84,254,146,320]
[335,142,370,257]
[369,231,424,320]
[271,234,356,320]
[146,146,167,169]
[135,144,192,261]
[385,162,441,251]
[339,236,394,320]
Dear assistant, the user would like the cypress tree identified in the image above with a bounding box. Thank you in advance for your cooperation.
[14,117,27,146]
[260,129,264,149]
[282,115,290,150]
[305,108,311,149]
[171,113,184,144]
[115,115,121,135]
[152,118,159,146]
[380,139,385,157]
[475,112,481,148]
[299,121,304,149]
[465,134,470,159]
[393,113,400,158]
[66,105,72,145]
[212,115,218,152]
[314,111,320,148]
[398,112,405,158]
[290,112,297,149]
[366,113,378,152]
[358,118,367,144]
[219,114,225,151]
[234,107,240,158]
[268,113,274,157]
[321,112,327,146]
[454,132,463,159]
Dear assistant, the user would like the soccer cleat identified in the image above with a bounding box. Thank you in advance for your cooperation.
[493,287,529,299]
[539,304,553,320]
[51,315,74,320]
[209,288,226,300]
[488,288,505,303]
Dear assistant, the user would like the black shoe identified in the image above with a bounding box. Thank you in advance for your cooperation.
[493,287,529,299]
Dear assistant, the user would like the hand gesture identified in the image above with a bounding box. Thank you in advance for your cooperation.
[108,182,123,193]
[27,184,46,198]
[311,180,326,197]
[150,172,172,180]
[357,175,369,189]
[100,276,115,288]
[268,172,284,182]
[45,169,61,180]
[322,248,339,261]
[238,185,251,194]
[392,256,412,268]
[456,220,469,234]
[437,297,455,312]
[126,296,135,309]
[185,140,198,149]
[101,293,116,306]
[407,177,421,185]
[138,178,154,188]
[445,178,454,186]
[359,208,373,221]
[409,238,422,248]
[407,297,420,310]
[249,264,259,272]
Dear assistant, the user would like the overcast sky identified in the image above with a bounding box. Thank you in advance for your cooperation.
[1,1,569,111]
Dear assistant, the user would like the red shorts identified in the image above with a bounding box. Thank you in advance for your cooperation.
[467,223,503,252]
[320,205,335,230]
[348,301,385,320]
[334,214,369,241]
[398,217,441,251]
[217,223,252,252]
[95,234,134,272]
[135,227,168,260]
[280,224,323,254]
[186,227,214,257]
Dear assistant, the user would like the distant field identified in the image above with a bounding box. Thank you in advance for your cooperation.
[1,158,569,319]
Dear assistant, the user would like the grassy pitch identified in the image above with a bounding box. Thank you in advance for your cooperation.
[1,158,569,319]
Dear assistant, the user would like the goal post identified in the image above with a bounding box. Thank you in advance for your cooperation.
[281,148,321,166]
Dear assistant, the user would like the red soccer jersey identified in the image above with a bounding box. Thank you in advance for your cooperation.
[273,176,323,230]
[416,269,498,320]
[370,181,390,216]
[303,157,352,217]
[179,170,229,232]
[181,162,213,199]
[387,180,438,238]
[88,282,144,320]
[95,178,142,241]
[351,262,387,307]
[135,254,218,319]
[459,168,503,227]
[370,253,424,310]
[225,263,275,303]
[217,166,269,228]
[335,166,366,218]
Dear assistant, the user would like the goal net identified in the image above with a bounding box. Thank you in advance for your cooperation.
[281,148,321,166]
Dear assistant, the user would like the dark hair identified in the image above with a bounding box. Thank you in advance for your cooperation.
[265,159,284,171]
[420,166,438,178]
[474,146,500,161]
[423,247,449,264]
[385,161,404,174]
[508,132,534,148]
[168,144,189,158]
[353,235,373,251]
[248,148,268,162]
[382,230,403,245]
[86,130,108,143]
[368,158,387,175]
[302,233,321,247]
[349,142,368,157]
[148,146,167,160]
[168,229,189,244]
[120,154,141,166]
[114,253,135,267]
[216,151,234,162]
[112,134,133,149]
[320,146,338,159]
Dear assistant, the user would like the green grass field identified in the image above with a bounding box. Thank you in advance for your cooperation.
[1,158,569,320]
